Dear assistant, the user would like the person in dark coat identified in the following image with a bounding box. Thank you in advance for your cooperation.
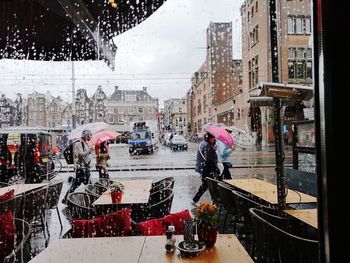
[192,132,218,205]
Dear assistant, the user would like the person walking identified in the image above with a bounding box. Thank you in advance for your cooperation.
[95,141,110,179]
[216,128,234,180]
[192,132,218,205]
[62,129,93,204]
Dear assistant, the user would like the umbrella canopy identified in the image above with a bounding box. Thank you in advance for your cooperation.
[68,122,109,141]
[88,130,121,147]
[0,0,167,69]
[203,124,234,148]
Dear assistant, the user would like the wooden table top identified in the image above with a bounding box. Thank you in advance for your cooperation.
[93,179,153,205]
[139,234,254,263]
[224,178,317,205]
[28,236,145,263]
[0,183,46,196]
[284,209,318,229]
[29,234,253,263]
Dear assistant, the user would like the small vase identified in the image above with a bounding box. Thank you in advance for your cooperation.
[197,225,218,248]
[111,191,122,203]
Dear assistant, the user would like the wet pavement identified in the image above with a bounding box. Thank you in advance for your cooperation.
[29,143,293,260]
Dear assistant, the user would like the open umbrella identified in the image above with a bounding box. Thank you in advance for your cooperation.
[88,130,121,147]
[202,124,234,148]
[0,0,167,69]
[68,122,109,141]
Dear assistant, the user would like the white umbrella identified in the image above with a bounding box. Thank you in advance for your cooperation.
[68,122,109,141]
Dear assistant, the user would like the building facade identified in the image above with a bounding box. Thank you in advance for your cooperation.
[75,89,92,125]
[25,91,47,127]
[216,59,244,128]
[90,86,108,122]
[0,94,14,128]
[163,98,187,134]
[241,0,312,146]
[106,86,158,125]
[46,97,64,128]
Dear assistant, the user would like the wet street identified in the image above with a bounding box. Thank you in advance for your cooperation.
[30,143,293,259]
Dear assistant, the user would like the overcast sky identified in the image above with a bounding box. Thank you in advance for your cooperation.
[0,0,244,107]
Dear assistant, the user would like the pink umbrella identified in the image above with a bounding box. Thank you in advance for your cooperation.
[203,124,234,148]
[88,130,121,147]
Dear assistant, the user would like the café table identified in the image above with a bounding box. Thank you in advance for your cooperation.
[29,234,253,263]
[28,236,145,263]
[284,209,318,229]
[224,178,317,205]
[0,183,46,196]
[139,234,254,263]
[93,179,153,206]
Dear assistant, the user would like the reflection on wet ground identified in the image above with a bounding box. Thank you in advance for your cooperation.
[29,143,292,260]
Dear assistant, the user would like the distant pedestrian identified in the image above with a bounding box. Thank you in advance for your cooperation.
[192,132,218,205]
[95,141,110,179]
[216,129,234,180]
[62,129,93,204]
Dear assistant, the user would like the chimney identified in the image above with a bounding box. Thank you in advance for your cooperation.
[115,86,119,92]
[143,87,147,92]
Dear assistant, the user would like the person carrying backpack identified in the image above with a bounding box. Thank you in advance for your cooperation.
[192,132,218,206]
[62,129,93,204]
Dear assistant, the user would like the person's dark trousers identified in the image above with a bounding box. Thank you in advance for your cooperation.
[222,162,232,179]
[62,168,91,203]
[193,173,213,203]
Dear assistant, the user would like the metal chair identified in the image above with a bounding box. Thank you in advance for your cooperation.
[132,188,174,222]
[151,177,175,193]
[3,218,31,263]
[0,181,9,188]
[95,178,111,188]
[22,187,48,237]
[0,195,24,219]
[67,192,97,220]
[85,184,107,197]
[250,208,319,263]
[206,177,223,215]
[46,181,64,230]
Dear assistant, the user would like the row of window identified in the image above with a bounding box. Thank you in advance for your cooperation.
[287,15,311,35]
[247,1,259,22]
[288,47,312,81]
[248,55,259,90]
[249,25,259,48]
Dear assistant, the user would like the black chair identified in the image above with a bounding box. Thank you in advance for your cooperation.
[95,178,111,188]
[151,177,175,193]
[46,181,64,230]
[250,208,319,263]
[132,188,174,222]
[3,218,31,263]
[0,195,24,219]
[0,182,9,187]
[22,187,48,237]
[66,192,97,220]
[206,177,223,215]
[85,184,107,197]
[217,182,238,233]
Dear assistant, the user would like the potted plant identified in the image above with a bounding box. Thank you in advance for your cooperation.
[110,181,125,203]
[195,202,218,248]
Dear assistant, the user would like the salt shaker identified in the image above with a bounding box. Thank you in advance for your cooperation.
[165,225,176,253]
[168,225,176,248]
